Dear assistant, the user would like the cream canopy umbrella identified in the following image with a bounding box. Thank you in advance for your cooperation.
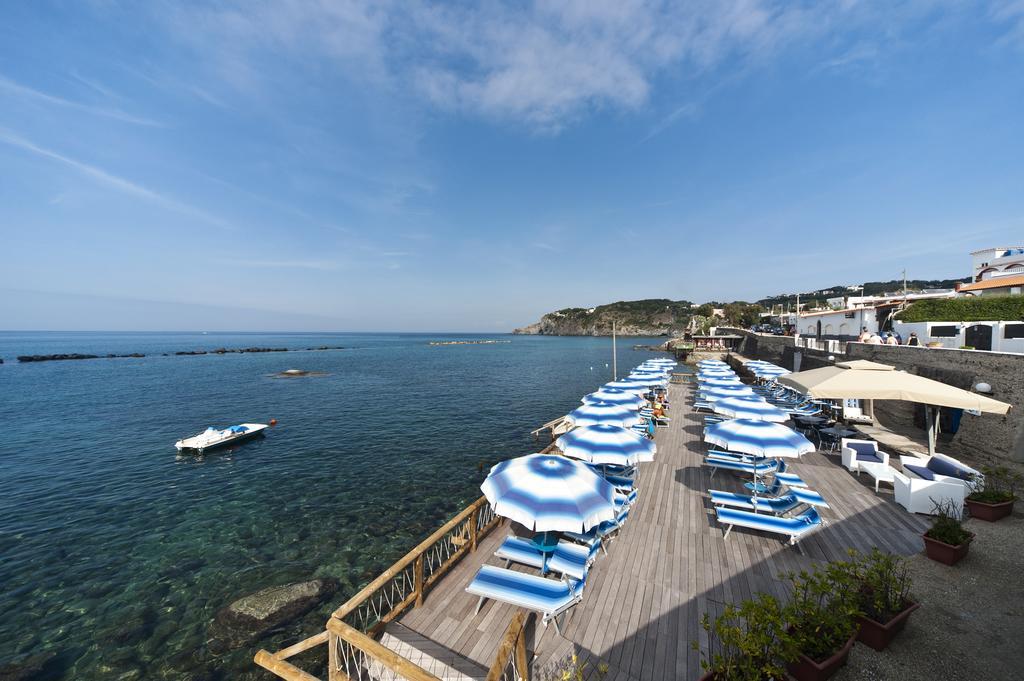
[778,360,1011,454]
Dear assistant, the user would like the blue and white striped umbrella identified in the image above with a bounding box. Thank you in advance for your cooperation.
[712,396,790,423]
[611,377,666,390]
[744,360,774,367]
[699,376,744,387]
[555,424,656,465]
[603,380,652,395]
[752,366,790,377]
[566,401,643,428]
[627,373,668,385]
[698,360,729,367]
[581,388,646,409]
[697,368,736,376]
[630,368,669,377]
[703,419,814,458]
[481,454,617,532]
[636,366,670,374]
[698,384,755,401]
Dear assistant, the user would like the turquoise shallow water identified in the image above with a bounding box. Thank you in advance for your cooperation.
[0,332,673,679]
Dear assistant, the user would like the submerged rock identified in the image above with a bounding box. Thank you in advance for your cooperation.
[0,651,57,681]
[208,578,338,653]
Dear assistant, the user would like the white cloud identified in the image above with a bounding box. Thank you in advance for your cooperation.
[146,1,1021,132]
[225,259,341,270]
[0,74,162,127]
[0,129,232,229]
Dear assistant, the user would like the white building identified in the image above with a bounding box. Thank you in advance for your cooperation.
[970,246,1024,282]
[892,320,1024,353]
[790,291,955,341]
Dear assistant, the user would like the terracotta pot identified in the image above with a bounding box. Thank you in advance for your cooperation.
[856,600,920,651]
[922,532,974,565]
[786,633,856,681]
[965,497,1015,522]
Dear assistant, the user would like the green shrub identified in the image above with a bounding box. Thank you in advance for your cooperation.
[968,466,1021,504]
[783,561,861,662]
[925,499,972,545]
[846,548,914,623]
[897,295,1024,322]
[696,594,796,680]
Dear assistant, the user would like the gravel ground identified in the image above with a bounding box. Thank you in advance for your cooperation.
[836,508,1024,680]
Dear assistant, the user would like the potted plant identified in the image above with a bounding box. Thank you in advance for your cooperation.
[783,562,860,681]
[965,466,1020,522]
[695,594,795,680]
[847,548,919,651]
[922,499,973,565]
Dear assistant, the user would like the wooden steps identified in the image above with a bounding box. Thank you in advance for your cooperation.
[375,622,489,681]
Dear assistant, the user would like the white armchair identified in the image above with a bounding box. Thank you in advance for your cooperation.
[841,439,889,473]
[892,470,965,516]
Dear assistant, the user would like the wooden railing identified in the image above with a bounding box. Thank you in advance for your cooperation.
[485,611,529,681]
[255,496,502,681]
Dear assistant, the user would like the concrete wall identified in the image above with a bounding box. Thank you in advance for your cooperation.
[729,330,1024,465]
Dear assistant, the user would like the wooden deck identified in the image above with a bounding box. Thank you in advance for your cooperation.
[393,381,930,680]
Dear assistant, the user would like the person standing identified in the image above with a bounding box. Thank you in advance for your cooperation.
[907,332,920,346]
[886,333,899,345]
[858,327,870,342]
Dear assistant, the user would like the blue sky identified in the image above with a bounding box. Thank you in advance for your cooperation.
[1,1,1023,332]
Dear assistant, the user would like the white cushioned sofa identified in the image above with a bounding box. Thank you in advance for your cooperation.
[892,453,982,516]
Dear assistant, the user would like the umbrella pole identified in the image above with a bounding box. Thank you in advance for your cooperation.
[927,406,939,456]
[612,321,618,381]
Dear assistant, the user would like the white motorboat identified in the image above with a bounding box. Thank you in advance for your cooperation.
[174,423,268,453]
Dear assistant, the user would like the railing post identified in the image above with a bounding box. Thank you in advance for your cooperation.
[514,628,528,681]
[328,627,340,681]
[470,505,479,552]
[414,555,425,607]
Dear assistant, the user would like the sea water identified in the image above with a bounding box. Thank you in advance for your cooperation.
[0,332,675,679]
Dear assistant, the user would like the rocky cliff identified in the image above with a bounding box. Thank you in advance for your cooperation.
[514,299,693,336]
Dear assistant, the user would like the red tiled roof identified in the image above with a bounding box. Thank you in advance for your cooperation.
[959,275,1024,292]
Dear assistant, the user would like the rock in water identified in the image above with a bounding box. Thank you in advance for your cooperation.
[208,578,338,653]
[0,652,57,680]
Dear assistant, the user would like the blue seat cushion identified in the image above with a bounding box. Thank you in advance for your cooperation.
[904,463,935,481]
[856,452,883,464]
[847,442,877,455]
[926,456,972,481]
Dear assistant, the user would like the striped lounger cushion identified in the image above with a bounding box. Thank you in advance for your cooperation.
[466,565,584,622]
[715,507,822,543]
[494,537,594,581]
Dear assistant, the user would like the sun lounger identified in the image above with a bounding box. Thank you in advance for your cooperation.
[564,506,630,549]
[773,459,808,488]
[494,536,596,581]
[709,488,829,513]
[706,450,768,463]
[466,565,585,634]
[704,456,779,478]
[714,507,825,552]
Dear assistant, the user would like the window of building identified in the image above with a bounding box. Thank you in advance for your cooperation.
[930,325,958,338]
[1004,324,1024,339]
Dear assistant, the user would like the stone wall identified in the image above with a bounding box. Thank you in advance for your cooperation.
[729,330,1024,465]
